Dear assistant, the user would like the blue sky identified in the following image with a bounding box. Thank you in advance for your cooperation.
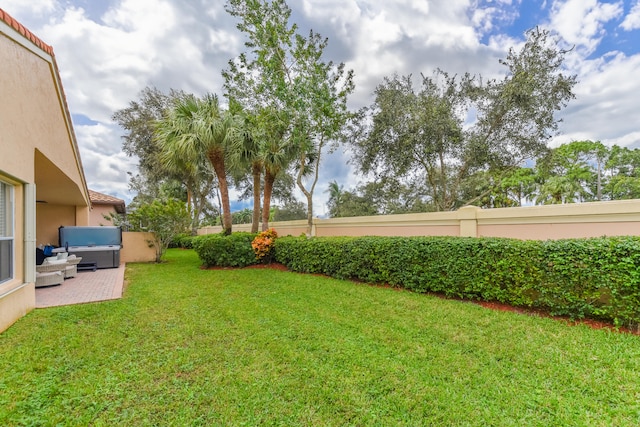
[3,0,640,215]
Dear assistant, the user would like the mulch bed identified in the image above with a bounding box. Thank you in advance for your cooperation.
[202,262,639,336]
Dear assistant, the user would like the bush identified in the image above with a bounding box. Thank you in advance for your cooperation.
[126,198,191,262]
[193,232,257,267]
[252,228,278,263]
[170,233,196,249]
[274,235,640,329]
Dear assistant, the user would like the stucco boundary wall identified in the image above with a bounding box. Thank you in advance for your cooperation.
[198,199,640,240]
[121,232,157,263]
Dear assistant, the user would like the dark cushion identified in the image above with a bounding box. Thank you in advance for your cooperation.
[35,248,46,265]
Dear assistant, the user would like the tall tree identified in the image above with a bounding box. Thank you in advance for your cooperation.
[113,86,218,231]
[227,107,263,233]
[534,141,605,204]
[463,167,537,208]
[602,145,640,200]
[273,200,307,221]
[159,131,217,234]
[156,94,244,235]
[113,87,187,197]
[333,188,379,218]
[224,0,354,234]
[350,27,576,211]
[256,108,293,231]
[325,180,344,218]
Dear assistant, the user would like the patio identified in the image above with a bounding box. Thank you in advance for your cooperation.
[35,263,126,308]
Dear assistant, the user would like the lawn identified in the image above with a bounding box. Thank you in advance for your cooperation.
[1,249,639,426]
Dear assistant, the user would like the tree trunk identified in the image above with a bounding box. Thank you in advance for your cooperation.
[251,161,262,233]
[296,146,322,237]
[185,186,196,235]
[262,169,275,231]
[596,158,602,201]
[208,149,232,235]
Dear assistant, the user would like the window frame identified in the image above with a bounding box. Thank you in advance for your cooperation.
[0,180,14,284]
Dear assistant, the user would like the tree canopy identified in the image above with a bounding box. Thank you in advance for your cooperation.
[327,141,640,216]
[349,27,576,211]
[116,8,640,230]
[224,0,354,234]
[155,94,247,235]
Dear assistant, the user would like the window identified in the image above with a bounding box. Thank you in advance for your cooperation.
[0,181,13,283]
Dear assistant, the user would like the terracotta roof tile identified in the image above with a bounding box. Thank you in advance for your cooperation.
[89,190,126,213]
[0,8,54,56]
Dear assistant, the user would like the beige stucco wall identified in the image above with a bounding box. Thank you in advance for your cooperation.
[477,222,640,240]
[475,199,640,239]
[36,204,76,246]
[198,200,640,241]
[121,232,157,263]
[0,281,35,334]
[0,12,91,332]
[0,38,84,197]
[0,177,35,333]
[199,221,311,236]
[89,205,118,226]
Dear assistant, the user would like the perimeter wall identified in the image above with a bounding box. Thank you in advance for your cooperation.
[198,200,640,240]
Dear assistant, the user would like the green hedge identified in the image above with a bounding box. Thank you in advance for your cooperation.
[274,235,640,329]
[169,233,197,249]
[193,232,257,267]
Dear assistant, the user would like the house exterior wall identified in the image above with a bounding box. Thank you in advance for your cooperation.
[0,179,33,333]
[89,205,119,226]
[0,10,90,332]
[36,204,81,246]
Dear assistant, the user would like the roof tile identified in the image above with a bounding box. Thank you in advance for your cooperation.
[0,8,54,56]
[89,190,126,214]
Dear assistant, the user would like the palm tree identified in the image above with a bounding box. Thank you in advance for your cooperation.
[325,180,344,217]
[158,132,215,234]
[227,109,263,233]
[260,137,295,231]
[156,93,243,235]
[251,107,296,231]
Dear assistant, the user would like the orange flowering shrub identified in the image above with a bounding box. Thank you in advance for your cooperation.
[251,228,278,263]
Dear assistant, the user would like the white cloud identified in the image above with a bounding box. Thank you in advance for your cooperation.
[549,0,623,57]
[556,51,640,148]
[74,123,122,156]
[6,0,640,207]
[621,0,640,30]
[0,0,56,16]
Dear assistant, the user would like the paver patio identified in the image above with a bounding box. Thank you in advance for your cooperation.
[35,264,125,308]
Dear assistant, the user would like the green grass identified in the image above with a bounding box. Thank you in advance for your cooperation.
[1,249,640,426]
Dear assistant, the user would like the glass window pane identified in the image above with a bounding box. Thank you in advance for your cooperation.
[0,182,6,237]
[0,182,13,283]
[0,240,12,282]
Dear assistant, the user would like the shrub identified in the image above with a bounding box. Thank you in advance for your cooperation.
[126,198,191,262]
[274,235,640,329]
[170,233,196,249]
[193,232,257,267]
[251,228,278,263]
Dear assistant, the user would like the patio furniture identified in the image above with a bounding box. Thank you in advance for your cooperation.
[41,253,83,279]
[63,255,82,278]
[35,263,65,287]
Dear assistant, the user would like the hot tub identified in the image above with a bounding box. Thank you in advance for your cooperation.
[55,226,122,269]
[54,245,121,269]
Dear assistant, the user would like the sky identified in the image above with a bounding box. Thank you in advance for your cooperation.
[3,0,640,216]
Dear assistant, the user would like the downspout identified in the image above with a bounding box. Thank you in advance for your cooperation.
[24,183,36,284]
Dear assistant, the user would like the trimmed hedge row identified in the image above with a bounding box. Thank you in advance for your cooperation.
[169,233,197,249]
[193,232,257,267]
[274,235,640,329]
